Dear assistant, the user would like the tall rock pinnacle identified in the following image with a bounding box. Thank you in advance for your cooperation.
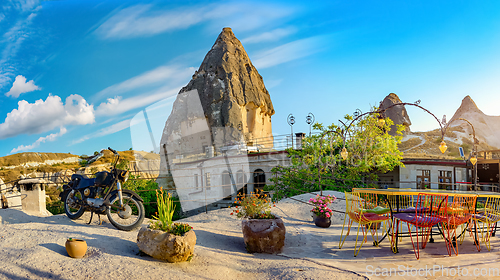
[379,93,412,135]
[179,27,274,138]
[161,27,275,160]
[449,95,484,121]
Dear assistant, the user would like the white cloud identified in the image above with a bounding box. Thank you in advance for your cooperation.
[96,86,179,116]
[252,35,328,69]
[94,65,194,101]
[241,27,297,44]
[0,11,38,89]
[5,74,40,97]
[0,94,95,139]
[95,3,294,39]
[72,119,131,145]
[6,0,40,12]
[10,127,66,154]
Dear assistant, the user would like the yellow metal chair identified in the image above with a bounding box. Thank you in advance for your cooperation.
[474,196,500,251]
[339,192,391,257]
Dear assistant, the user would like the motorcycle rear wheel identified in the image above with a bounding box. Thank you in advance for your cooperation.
[106,193,145,231]
[63,190,85,220]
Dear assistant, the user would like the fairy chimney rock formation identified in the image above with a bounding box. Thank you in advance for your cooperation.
[379,93,412,135]
[161,27,275,158]
[449,95,484,122]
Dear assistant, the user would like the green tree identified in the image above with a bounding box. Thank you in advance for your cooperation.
[268,111,404,201]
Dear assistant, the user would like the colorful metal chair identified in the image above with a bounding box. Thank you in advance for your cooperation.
[474,196,500,251]
[339,192,391,257]
[442,194,478,255]
[392,193,450,260]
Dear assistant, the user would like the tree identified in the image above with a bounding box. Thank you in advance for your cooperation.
[268,111,404,201]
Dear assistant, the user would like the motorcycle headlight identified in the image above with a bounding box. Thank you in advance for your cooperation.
[119,170,129,182]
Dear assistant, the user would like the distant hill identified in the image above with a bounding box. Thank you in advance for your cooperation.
[395,95,499,159]
[0,150,157,184]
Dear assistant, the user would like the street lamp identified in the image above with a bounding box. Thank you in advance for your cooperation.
[306,112,315,136]
[287,114,295,149]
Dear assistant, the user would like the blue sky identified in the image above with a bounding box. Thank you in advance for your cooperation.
[1,0,500,157]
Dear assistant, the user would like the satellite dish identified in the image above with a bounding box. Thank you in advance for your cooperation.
[459,147,465,158]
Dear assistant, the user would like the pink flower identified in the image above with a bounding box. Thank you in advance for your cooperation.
[320,210,324,212]
[326,213,330,218]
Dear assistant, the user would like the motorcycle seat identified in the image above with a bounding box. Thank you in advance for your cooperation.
[71,174,95,189]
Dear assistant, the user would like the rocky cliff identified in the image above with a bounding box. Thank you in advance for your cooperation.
[161,27,275,157]
[379,93,411,135]
[448,95,500,150]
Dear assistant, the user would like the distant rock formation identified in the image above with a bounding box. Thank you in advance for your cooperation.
[448,95,500,149]
[161,27,275,156]
[379,93,412,135]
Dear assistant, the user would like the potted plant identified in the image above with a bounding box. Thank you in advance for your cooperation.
[231,191,286,254]
[309,194,336,228]
[137,189,196,263]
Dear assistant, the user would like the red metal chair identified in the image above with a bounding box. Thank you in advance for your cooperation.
[392,193,450,260]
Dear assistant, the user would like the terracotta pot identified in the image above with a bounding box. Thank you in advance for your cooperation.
[137,226,196,263]
[65,238,87,258]
[312,214,331,228]
[241,217,286,254]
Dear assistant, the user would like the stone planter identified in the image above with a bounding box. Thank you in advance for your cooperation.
[241,217,286,254]
[65,238,87,258]
[312,213,331,228]
[137,226,196,263]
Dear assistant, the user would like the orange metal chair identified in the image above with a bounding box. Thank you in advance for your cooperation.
[339,192,391,257]
[442,194,478,255]
[392,193,450,260]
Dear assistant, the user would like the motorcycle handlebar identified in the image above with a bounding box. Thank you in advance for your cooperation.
[108,147,118,155]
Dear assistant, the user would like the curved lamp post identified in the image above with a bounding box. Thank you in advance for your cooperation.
[314,100,446,193]
[339,100,446,155]
[442,117,479,190]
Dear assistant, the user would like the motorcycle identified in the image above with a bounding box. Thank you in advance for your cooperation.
[60,147,145,231]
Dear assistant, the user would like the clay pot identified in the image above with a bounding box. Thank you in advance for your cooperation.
[65,238,87,258]
[312,214,331,228]
[241,217,286,254]
[137,226,196,263]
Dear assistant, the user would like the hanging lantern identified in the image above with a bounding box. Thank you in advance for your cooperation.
[439,141,447,154]
[340,147,348,160]
[470,156,477,166]
[377,116,385,127]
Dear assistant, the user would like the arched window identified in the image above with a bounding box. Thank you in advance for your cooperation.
[236,170,248,196]
[222,171,232,200]
[253,169,266,193]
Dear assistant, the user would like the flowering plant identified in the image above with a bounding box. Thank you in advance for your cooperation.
[230,191,276,219]
[309,194,336,218]
[150,189,192,236]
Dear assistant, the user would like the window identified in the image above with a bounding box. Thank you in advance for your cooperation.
[194,174,199,191]
[417,170,430,189]
[205,172,211,188]
[438,170,452,190]
[222,171,232,200]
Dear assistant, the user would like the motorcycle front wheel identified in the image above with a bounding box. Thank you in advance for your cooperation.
[63,189,85,220]
[106,193,145,231]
